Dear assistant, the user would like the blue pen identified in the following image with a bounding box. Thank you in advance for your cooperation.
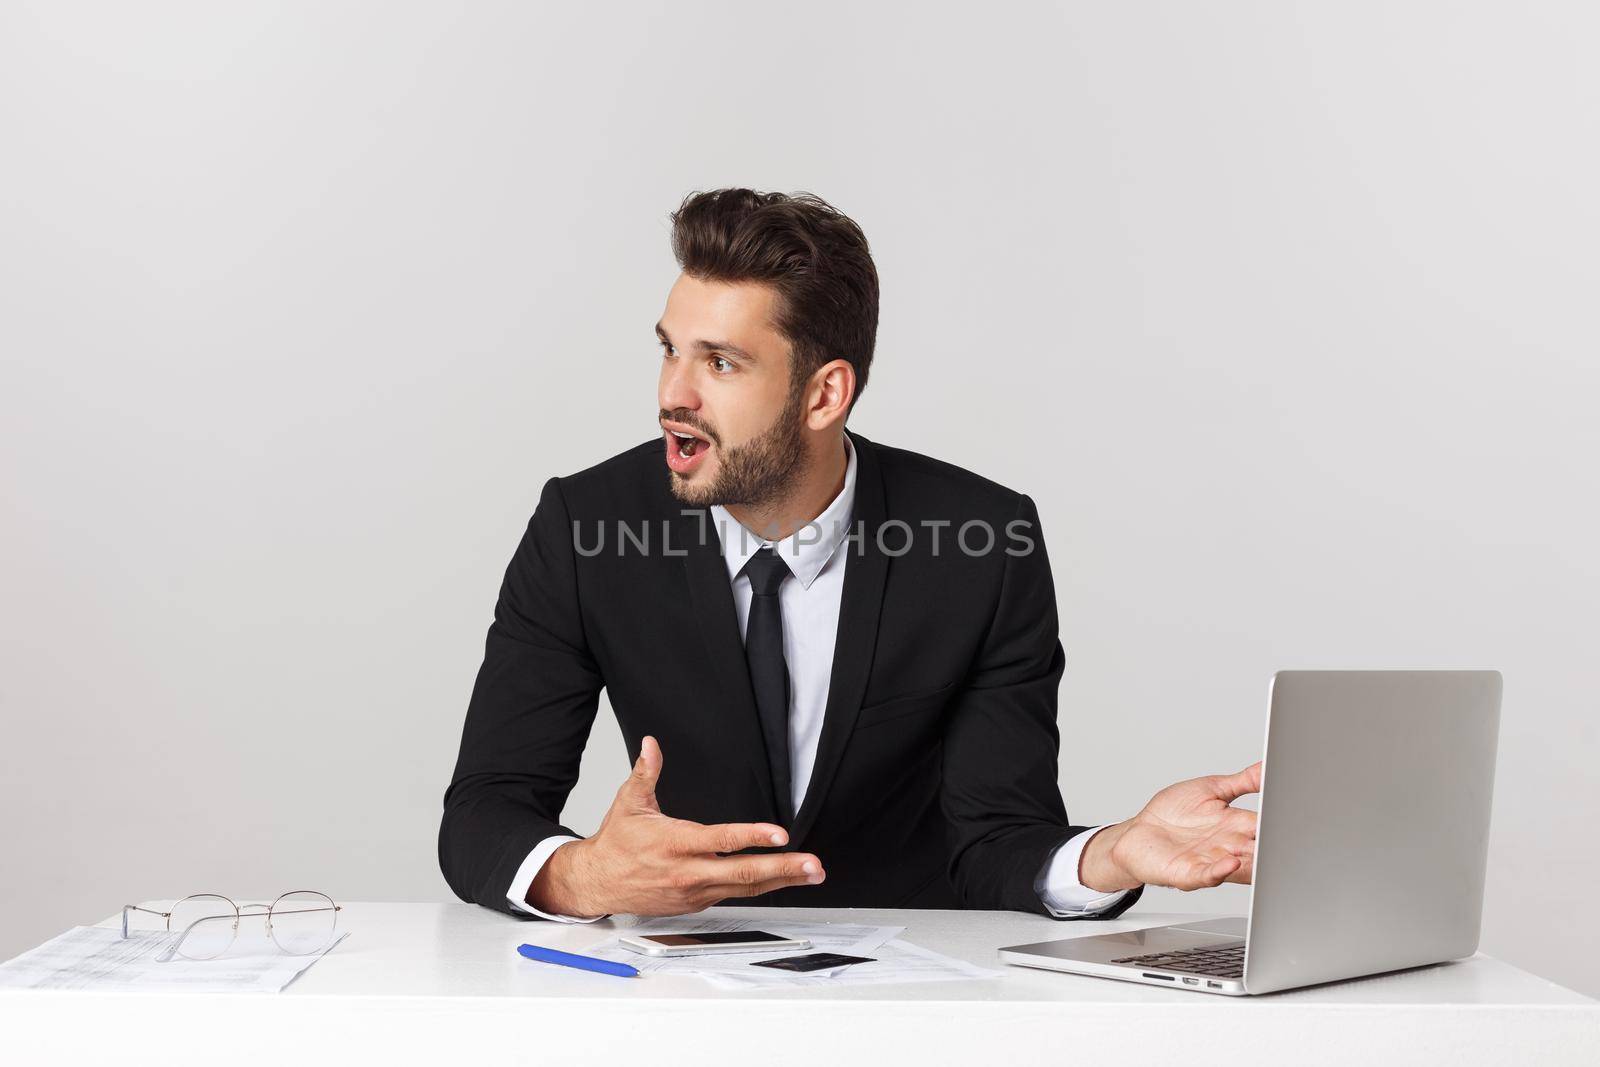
[518,943,640,978]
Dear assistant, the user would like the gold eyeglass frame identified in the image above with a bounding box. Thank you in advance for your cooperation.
[121,890,342,963]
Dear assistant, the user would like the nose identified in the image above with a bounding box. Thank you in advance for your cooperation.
[658,349,700,415]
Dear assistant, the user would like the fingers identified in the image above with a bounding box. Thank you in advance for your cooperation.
[1222,837,1256,883]
[1169,827,1257,890]
[1220,830,1257,883]
[1224,806,1258,835]
[1171,851,1241,890]
[1211,760,1263,803]
[1201,828,1256,859]
[711,872,827,902]
[683,852,825,895]
[616,735,663,812]
[1201,827,1256,885]
[1203,854,1242,885]
[674,821,790,855]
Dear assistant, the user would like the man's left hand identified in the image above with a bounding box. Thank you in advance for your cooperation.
[1078,762,1262,894]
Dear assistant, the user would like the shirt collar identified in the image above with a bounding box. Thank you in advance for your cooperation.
[709,433,858,590]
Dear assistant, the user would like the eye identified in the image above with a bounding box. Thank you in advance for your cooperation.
[709,355,734,374]
[658,340,675,359]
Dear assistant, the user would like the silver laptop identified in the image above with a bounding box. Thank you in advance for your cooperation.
[1000,669,1502,995]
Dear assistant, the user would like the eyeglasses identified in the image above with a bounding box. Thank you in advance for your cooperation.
[121,891,342,963]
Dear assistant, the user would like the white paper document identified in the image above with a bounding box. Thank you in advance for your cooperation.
[585,917,1004,989]
[698,938,1009,990]
[587,916,903,979]
[0,926,348,993]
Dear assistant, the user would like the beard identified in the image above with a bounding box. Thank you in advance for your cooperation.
[666,385,810,509]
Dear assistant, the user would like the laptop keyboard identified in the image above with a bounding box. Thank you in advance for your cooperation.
[1110,941,1246,978]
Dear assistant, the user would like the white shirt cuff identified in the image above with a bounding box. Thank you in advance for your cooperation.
[1037,824,1134,917]
[506,835,602,922]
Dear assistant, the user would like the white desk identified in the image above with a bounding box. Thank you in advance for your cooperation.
[3,903,1595,1065]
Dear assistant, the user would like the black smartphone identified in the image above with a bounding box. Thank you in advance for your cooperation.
[751,952,876,973]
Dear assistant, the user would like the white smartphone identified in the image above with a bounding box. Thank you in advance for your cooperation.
[618,931,813,957]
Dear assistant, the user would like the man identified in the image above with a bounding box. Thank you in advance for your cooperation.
[439,188,1259,923]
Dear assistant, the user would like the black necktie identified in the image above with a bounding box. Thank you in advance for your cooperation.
[741,545,794,826]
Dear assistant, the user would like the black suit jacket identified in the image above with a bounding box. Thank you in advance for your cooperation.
[439,429,1142,919]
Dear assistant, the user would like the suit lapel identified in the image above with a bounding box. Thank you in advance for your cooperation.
[790,429,889,846]
[675,505,782,823]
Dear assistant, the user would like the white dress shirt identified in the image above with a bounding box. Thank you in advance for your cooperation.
[508,434,1130,920]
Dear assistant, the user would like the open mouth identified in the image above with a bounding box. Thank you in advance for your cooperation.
[669,428,706,458]
[663,422,714,473]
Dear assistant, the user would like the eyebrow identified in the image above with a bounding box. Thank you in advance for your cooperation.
[655,322,757,364]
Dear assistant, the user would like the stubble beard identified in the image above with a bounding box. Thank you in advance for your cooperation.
[667,385,810,511]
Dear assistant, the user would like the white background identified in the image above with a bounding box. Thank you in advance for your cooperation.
[2,2,1595,996]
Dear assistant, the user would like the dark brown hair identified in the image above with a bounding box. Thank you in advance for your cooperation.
[669,188,879,414]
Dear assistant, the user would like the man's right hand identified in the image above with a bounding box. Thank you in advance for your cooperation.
[527,735,826,918]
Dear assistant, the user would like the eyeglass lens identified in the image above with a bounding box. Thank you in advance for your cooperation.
[268,891,339,955]
[169,895,239,960]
